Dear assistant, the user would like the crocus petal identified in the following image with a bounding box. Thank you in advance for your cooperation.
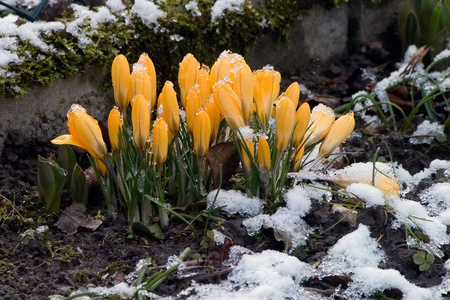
[137,53,157,108]
[232,62,253,125]
[111,54,131,114]
[212,82,245,130]
[275,96,296,153]
[179,53,200,108]
[108,107,123,152]
[186,85,202,135]
[257,136,271,171]
[292,102,311,148]
[319,111,355,158]
[193,111,211,158]
[160,81,180,134]
[132,94,151,152]
[153,118,169,165]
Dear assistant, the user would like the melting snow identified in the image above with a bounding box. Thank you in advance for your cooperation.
[210,0,246,22]
[131,0,166,27]
[409,120,445,145]
[346,183,385,207]
[206,189,263,216]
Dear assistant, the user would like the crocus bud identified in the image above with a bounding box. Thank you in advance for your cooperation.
[212,82,245,130]
[193,111,211,158]
[275,96,296,153]
[160,81,180,135]
[305,104,335,147]
[130,64,152,105]
[137,53,157,109]
[178,53,200,108]
[292,102,311,148]
[111,54,131,114]
[197,66,212,107]
[108,107,123,152]
[95,158,108,177]
[253,66,281,130]
[186,85,202,135]
[293,142,305,172]
[241,139,254,172]
[232,62,253,125]
[205,98,222,144]
[210,51,245,85]
[132,94,151,152]
[52,104,107,160]
[319,112,355,158]
[257,136,271,171]
[285,82,300,109]
[152,118,169,165]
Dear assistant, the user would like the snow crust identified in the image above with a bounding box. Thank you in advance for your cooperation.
[210,0,246,22]
[206,189,263,217]
[409,120,445,144]
[131,0,166,27]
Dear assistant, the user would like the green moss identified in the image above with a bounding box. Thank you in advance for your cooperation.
[73,260,132,283]
[0,260,13,279]
[0,0,361,98]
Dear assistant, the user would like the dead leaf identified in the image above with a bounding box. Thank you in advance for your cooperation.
[206,142,239,188]
[55,202,102,235]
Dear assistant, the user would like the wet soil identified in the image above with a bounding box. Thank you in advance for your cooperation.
[1,41,450,299]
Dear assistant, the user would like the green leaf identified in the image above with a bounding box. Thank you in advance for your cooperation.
[429,2,442,43]
[419,263,430,271]
[436,132,447,142]
[131,221,164,240]
[413,251,426,264]
[71,163,88,205]
[426,253,435,264]
[57,145,77,188]
[37,155,67,213]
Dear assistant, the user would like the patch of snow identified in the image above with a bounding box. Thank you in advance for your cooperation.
[212,229,228,245]
[346,183,385,207]
[106,0,126,12]
[131,0,166,27]
[419,182,450,216]
[186,250,319,300]
[390,197,450,247]
[185,1,201,16]
[397,159,450,189]
[68,282,141,299]
[344,267,438,300]
[169,34,184,42]
[409,120,445,144]
[318,224,386,276]
[206,189,263,217]
[284,185,311,216]
[433,48,450,63]
[210,0,246,22]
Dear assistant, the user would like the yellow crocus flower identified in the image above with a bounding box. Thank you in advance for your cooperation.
[212,82,245,130]
[232,62,253,125]
[193,111,211,158]
[253,67,281,130]
[293,141,305,172]
[137,53,157,109]
[210,50,245,85]
[52,104,107,160]
[275,96,296,153]
[160,81,180,135]
[292,102,311,148]
[130,64,152,106]
[132,94,151,152]
[204,98,222,144]
[107,107,123,152]
[95,158,108,177]
[152,118,169,165]
[257,136,271,171]
[111,54,131,114]
[285,82,300,109]
[178,53,200,108]
[241,139,254,172]
[319,112,355,158]
[304,104,335,147]
[186,85,202,135]
[197,66,212,107]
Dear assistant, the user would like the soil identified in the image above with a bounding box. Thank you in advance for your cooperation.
[1,38,450,299]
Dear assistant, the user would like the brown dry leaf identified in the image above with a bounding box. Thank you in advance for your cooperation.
[309,93,340,108]
[206,142,239,188]
[55,202,102,235]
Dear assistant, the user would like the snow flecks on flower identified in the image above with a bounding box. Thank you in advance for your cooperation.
[409,120,445,145]
[390,197,450,247]
[210,0,246,22]
[346,183,385,207]
[185,1,202,17]
[344,267,438,300]
[186,249,319,300]
[206,189,263,217]
[318,224,386,277]
[131,0,166,28]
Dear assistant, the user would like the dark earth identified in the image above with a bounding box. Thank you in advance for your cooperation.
[1,29,450,299]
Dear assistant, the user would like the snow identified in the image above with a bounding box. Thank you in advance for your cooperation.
[344,267,438,300]
[185,249,319,300]
[433,48,450,63]
[210,0,246,22]
[131,0,166,27]
[346,183,385,207]
[206,189,263,217]
[318,224,386,276]
[106,0,126,12]
[284,185,311,216]
[419,182,450,216]
[409,120,445,144]
[185,1,201,17]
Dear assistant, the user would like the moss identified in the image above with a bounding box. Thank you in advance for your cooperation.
[73,260,132,283]
[0,0,365,98]
[0,260,13,279]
